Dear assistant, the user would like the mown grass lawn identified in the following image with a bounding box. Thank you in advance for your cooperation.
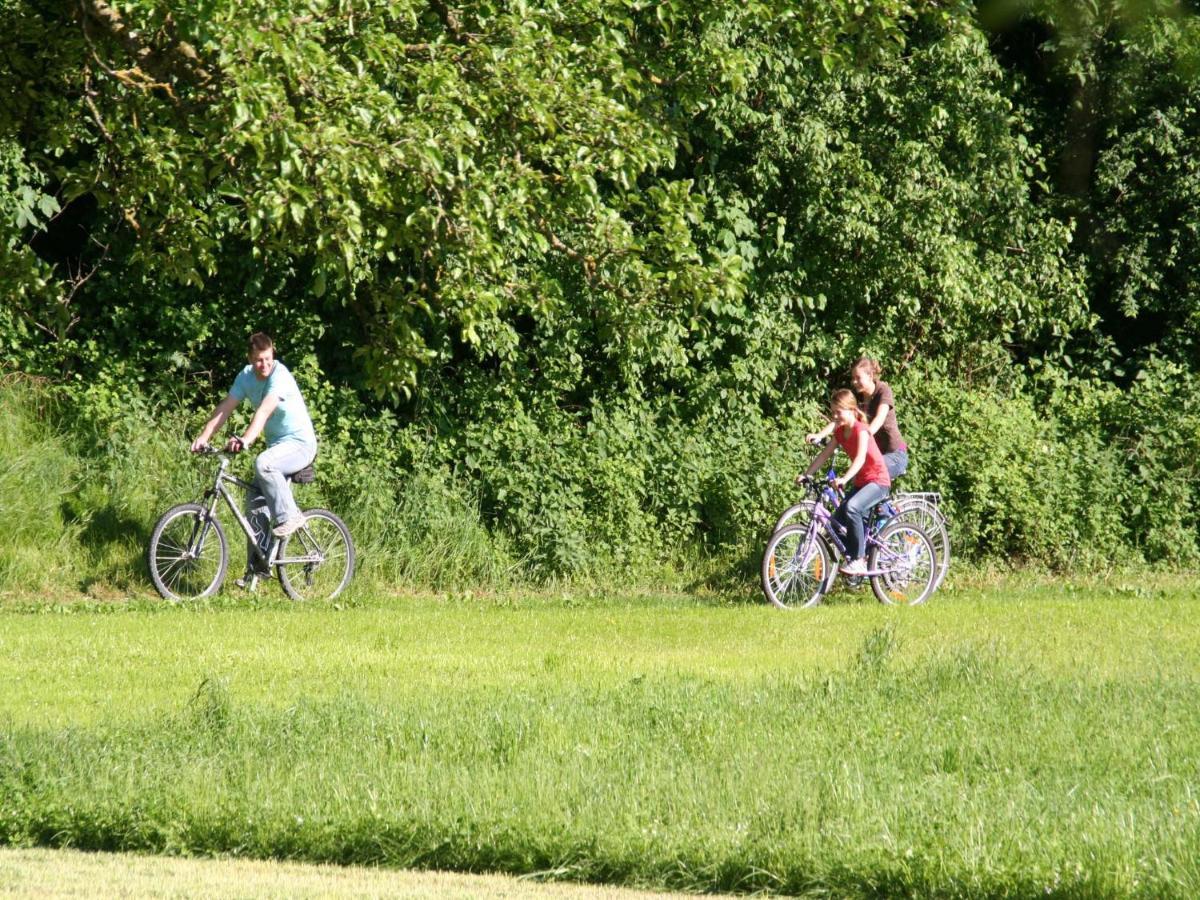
[0,846,692,898]
[1,577,1198,897]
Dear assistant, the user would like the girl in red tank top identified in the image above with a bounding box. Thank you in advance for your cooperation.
[797,389,891,576]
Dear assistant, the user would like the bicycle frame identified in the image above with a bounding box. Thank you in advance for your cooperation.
[797,476,903,577]
[194,454,321,571]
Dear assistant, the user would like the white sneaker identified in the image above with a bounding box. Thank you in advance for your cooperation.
[839,558,868,577]
[272,515,307,538]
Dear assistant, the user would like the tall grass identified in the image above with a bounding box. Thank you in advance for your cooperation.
[0,378,86,595]
[0,377,529,597]
[2,591,1199,896]
[320,464,520,590]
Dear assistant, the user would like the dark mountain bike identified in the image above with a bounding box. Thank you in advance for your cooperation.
[147,446,354,602]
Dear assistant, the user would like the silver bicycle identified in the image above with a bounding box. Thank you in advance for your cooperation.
[147,446,355,602]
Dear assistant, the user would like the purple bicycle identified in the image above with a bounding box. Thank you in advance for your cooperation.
[761,473,937,609]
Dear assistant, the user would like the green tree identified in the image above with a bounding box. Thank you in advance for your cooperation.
[2,0,931,396]
[984,0,1200,364]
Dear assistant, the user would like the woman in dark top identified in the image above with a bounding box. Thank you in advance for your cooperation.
[850,357,908,479]
[806,357,908,480]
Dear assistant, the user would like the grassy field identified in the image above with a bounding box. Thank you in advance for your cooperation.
[2,578,1198,897]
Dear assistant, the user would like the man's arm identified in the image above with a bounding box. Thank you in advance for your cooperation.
[191,395,239,452]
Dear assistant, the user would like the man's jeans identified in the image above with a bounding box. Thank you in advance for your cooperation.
[834,481,890,561]
[246,438,317,568]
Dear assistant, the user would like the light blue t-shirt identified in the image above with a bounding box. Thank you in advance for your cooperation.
[230,361,317,448]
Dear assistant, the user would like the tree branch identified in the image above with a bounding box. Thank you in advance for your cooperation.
[82,68,114,143]
[428,0,481,44]
[78,0,218,96]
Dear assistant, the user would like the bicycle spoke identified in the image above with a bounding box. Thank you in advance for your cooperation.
[149,504,229,602]
[278,509,355,601]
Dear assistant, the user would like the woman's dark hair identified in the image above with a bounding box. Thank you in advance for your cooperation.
[852,356,881,379]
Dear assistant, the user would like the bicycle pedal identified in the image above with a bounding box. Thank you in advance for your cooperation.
[235,572,270,591]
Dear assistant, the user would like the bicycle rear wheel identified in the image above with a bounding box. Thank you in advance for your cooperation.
[761,524,832,609]
[147,503,228,602]
[868,522,936,606]
[277,508,355,601]
[892,498,951,590]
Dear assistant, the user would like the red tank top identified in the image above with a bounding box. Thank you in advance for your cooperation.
[834,420,891,489]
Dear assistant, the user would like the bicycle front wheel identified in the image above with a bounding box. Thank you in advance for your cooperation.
[868,522,936,606]
[147,503,228,602]
[761,524,831,609]
[277,508,355,602]
[772,499,818,535]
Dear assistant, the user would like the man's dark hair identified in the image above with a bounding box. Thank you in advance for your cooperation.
[249,332,274,353]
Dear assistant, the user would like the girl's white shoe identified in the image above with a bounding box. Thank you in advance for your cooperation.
[839,558,868,577]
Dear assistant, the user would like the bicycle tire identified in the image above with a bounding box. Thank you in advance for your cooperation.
[868,521,936,606]
[774,501,847,587]
[147,503,229,602]
[761,524,832,609]
[892,499,951,590]
[772,499,818,535]
[277,508,355,602]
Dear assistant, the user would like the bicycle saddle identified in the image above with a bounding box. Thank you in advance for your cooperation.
[287,464,316,484]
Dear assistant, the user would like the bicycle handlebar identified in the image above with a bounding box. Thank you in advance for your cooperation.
[798,470,842,496]
[192,440,246,456]
[192,443,235,457]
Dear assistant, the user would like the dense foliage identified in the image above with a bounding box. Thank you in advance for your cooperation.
[2,0,1198,582]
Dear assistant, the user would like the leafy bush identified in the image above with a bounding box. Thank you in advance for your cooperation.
[1092,357,1200,564]
[5,356,1200,598]
[901,364,1156,571]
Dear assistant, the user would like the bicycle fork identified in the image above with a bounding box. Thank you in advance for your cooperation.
[184,492,223,562]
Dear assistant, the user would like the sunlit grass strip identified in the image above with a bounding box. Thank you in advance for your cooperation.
[3,587,1199,726]
[0,846,683,898]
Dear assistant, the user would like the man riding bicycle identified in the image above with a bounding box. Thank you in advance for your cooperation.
[190,332,317,578]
